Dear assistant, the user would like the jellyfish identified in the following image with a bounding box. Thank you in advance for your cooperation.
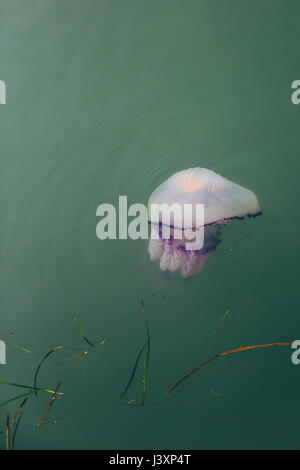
[148,168,261,278]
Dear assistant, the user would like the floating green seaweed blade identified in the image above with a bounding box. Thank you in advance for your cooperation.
[0,380,59,394]
[72,314,94,347]
[7,343,31,354]
[0,390,51,409]
[141,320,150,406]
[119,340,148,399]
[33,346,63,391]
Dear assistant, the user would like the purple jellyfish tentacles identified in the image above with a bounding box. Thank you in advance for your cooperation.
[147,168,261,279]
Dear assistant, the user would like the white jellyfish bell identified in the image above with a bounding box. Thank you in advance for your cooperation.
[148,168,261,279]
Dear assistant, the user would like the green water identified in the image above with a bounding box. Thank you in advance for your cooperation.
[1,0,300,450]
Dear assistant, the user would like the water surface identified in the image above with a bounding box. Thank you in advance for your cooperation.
[1,0,300,450]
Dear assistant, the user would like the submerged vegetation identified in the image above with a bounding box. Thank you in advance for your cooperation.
[119,340,148,399]
[162,342,293,398]
[35,382,62,430]
[0,302,294,449]
[119,300,151,406]
[0,314,106,450]
[141,314,151,406]
[33,346,63,392]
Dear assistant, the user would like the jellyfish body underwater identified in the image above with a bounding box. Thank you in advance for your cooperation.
[147,168,261,279]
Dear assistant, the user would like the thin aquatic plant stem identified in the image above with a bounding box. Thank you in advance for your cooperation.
[163,342,293,398]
